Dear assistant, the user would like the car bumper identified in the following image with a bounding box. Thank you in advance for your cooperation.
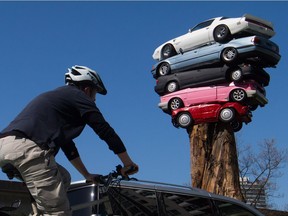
[158,102,168,111]
[241,66,270,87]
[245,89,268,106]
[238,46,281,67]
[154,82,167,96]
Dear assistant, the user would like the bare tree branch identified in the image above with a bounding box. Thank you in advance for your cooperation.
[238,139,288,208]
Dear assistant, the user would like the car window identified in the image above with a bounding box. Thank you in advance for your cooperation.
[214,200,259,216]
[219,17,230,20]
[68,185,98,216]
[160,192,215,215]
[98,186,158,216]
[189,19,214,32]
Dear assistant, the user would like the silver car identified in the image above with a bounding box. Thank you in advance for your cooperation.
[151,35,280,79]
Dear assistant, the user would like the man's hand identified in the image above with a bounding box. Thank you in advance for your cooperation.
[121,164,139,177]
[117,151,139,177]
[85,173,103,184]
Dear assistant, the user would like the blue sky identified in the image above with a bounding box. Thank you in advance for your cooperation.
[0,1,287,210]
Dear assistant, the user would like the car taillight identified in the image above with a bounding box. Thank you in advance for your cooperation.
[251,36,261,44]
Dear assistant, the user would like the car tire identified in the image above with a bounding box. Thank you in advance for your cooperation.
[230,88,247,102]
[221,47,238,64]
[219,107,235,123]
[158,62,171,76]
[213,24,231,43]
[230,68,243,82]
[231,120,243,132]
[166,81,179,93]
[177,112,193,128]
[169,97,184,111]
[161,44,177,60]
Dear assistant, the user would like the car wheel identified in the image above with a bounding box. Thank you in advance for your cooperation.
[213,24,231,43]
[177,112,193,128]
[221,47,238,64]
[230,88,247,102]
[169,97,184,111]
[231,120,243,132]
[230,68,243,82]
[161,44,177,60]
[166,81,179,93]
[219,107,235,123]
[158,62,171,76]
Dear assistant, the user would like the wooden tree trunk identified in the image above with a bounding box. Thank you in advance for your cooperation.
[189,122,244,201]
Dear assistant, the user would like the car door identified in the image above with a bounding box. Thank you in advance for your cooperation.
[178,67,224,89]
[180,19,215,53]
[215,83,232,102]
[184,86,217,106]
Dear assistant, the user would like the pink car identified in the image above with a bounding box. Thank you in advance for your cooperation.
[158,80,267,112]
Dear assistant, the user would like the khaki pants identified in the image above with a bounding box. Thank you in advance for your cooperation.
[0,136,72,216]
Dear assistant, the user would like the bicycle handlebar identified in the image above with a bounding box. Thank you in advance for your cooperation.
[86,164,138,185]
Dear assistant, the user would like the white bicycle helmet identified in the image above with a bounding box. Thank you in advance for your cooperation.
[65,65,107,95]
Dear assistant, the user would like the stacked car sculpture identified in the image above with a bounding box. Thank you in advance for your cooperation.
[151,14,281,132]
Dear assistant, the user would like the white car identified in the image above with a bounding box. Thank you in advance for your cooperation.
[152,14,275,61]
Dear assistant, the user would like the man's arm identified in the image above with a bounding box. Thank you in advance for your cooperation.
[69,157,90,179]
[83,111,139,176]
[70,156,102,182]
[60,141,102,181]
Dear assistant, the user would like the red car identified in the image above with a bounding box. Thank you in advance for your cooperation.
[171,102,252,132]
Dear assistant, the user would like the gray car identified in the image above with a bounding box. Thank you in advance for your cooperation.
[154,64,270,96]
[151,35,280,79]
[68,178,265,216]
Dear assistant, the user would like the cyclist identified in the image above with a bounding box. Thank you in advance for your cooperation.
[0,65,139,215]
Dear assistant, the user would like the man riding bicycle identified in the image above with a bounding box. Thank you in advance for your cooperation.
[0,65,139,215]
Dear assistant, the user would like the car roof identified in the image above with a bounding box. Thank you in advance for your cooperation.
[70,179,209,196]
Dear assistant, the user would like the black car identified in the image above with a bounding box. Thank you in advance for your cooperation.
[0,177,265,216]
[154,64,270,96]
[68,179,265,216]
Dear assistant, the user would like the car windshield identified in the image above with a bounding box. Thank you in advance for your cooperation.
[189,19,214,32]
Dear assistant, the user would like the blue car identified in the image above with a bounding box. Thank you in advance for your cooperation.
[151,35,280,79]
